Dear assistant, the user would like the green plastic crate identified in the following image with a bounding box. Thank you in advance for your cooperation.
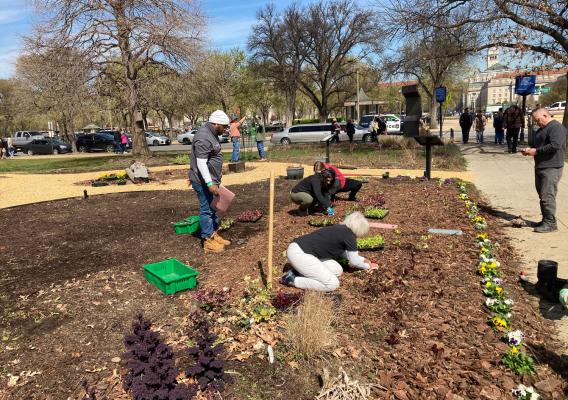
[173,216,200,234]
[144,258,199,295]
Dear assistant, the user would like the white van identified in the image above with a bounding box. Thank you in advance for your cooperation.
[547,101,566,112]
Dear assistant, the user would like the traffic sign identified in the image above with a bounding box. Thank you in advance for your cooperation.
[435,87,447,103]
[515,75,536,95]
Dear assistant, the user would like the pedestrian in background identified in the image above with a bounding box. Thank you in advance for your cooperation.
[493,108,505,145]
[189,110,232,252]
[370,117,379,142]
[474,110,486,144]
[120,130,128,153]
[252,119,267,161]
[330,118,341,143]
[229,114,246,162]
[0,137,5,159]
[346,119,355,143]
[504,104,524,153]
[459,108,474,144]
[521,108,566,233]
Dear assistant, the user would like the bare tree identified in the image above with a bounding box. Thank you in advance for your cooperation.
[249,3,308,126]
[15,48,90,149]
[383,23,468,128]
[30,0,203,155]
[385,0,568,127]
[300,0,383,121]
[250,1,383,123]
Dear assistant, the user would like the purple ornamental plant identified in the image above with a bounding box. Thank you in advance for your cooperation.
[122,313,197,400]
[187,320,233,392]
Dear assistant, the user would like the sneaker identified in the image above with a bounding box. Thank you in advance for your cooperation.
[259,158,267,162]
[534,223,558,233]
[204,237,225,252]
[280,270,296,287]
[212,231,231,246]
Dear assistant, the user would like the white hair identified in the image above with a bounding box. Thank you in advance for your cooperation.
[342,211,369,238]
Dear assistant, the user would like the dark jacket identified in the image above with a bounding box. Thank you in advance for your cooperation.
[291,174,332,209]
[459,112,473,128]
[493,114,505,132]
[346,121,355,136]
[534,120,567,169]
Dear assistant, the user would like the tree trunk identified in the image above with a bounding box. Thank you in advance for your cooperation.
[128,80,150,156]
[284,83,297,126]
[563,71,568,130]
[429,96,439,130]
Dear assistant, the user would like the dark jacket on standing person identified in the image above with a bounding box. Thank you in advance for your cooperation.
[113,131,121,143]
[493,113,505,132]
[533,120,567,169]
[291,173,334,209]
[189,122,223,185]
[346,121,355,136]
[504,106,524,129]
[459,112,473,128]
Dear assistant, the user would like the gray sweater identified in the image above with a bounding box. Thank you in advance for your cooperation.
[534,120,567,169]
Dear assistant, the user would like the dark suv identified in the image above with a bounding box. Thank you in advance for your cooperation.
[76,133,115,152]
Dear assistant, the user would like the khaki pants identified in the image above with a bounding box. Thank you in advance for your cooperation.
[290,191,314,210]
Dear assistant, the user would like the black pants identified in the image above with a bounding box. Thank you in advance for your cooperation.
[333,178,362,200]
[330,132,340,143]
[506,128,520,153]
[347,133,354,143]
[461,127,471,143]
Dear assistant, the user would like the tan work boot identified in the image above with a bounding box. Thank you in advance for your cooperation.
[204,237,224,253]
[212,231,231,246]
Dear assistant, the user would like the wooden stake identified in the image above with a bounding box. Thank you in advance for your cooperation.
[267,170,275,289]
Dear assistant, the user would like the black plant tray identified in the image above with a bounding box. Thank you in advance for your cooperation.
[357,245,384,251]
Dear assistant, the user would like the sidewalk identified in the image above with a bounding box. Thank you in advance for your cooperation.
[462,142,568,346]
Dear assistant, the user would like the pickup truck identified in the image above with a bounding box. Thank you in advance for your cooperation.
[12,131,44,149]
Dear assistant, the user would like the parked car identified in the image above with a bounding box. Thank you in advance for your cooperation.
[177,129,196,144]
[357,114,403,134]
[76,133,115,152]
[547,101,566,112]
[270,123,367,145]
[145,131,170,146]
[99,130,132,149]
[12,131,44,149]
[22,138,72,155]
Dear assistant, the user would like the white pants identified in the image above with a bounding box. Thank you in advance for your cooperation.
[287,242,343,291]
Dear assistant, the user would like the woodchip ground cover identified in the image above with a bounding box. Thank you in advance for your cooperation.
[0,177,565,399]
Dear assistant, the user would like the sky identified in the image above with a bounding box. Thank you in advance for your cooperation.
[0,0,300,79]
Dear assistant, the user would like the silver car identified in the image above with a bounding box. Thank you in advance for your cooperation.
[145,131,171,146]
[270,123,367,145]
[177,129,196,144]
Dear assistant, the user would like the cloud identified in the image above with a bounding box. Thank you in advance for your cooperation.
[207,17,257,49]
[0,8,25,24]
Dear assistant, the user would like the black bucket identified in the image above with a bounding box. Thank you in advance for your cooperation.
[536,260,561,302]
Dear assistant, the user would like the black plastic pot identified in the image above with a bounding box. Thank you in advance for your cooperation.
[287,167,304,179]
[535,260,563,302]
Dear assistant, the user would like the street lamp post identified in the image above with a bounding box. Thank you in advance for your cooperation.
[356,70,360,122]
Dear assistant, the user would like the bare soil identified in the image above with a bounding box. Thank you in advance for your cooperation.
[0,177,566,399]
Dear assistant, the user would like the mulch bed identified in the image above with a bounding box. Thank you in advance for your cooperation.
[0,178,566,399]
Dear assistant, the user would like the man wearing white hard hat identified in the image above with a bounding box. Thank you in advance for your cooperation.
[189,110,231,252]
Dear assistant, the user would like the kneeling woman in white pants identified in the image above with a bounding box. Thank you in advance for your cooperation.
[281,211,378,291]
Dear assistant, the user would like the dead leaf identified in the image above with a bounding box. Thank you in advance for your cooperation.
[111,357,121,363]
[288,361,299,369]
[7,374,19,387]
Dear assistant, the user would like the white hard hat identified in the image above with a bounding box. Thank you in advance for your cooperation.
[209,110,230,125]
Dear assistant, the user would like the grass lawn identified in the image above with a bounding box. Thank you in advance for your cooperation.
[0,138,467,173]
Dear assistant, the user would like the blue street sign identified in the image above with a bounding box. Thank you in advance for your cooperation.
[435,87,447,103]
[515,75,536,95]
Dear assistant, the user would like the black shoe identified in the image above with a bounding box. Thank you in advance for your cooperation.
[280,270,296,287]
[534,223,558,233]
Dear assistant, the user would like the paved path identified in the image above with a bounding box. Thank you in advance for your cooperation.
[462,142,568,347]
